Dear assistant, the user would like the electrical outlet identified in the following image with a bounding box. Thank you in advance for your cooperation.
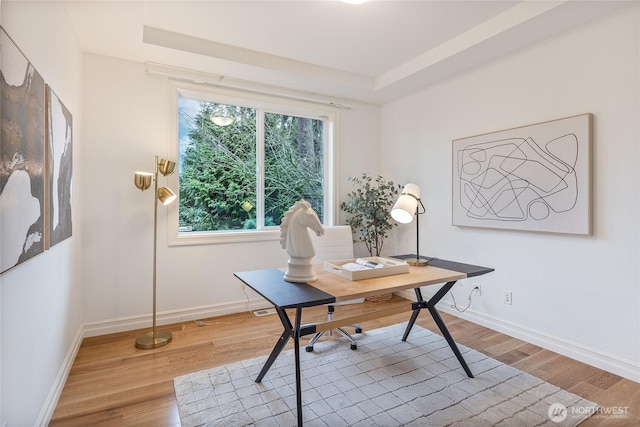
[504,291,512,305]
[474,285,481,296]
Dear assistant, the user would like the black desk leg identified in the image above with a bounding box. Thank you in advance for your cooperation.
[402,281,474,378]
[254,306,304,426]
[255,307,292,383]
[402,287,424,341]
[427,304,474,378]
[294,307,303,427]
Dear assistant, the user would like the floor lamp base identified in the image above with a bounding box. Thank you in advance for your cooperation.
[135,330,173,349]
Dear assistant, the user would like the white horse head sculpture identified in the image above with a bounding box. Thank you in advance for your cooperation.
[280,200,324,282]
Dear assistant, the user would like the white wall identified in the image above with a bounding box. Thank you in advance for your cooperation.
[1,2,638,423]
[1,0,3,420]
[80,54,380,333]
[0,1,84,425]
[381,4,640,380]
[1,1,4,421]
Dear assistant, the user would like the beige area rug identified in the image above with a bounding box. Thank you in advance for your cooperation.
[174,323,598,426]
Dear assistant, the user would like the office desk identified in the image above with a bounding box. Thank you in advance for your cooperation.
[234,258,493,426]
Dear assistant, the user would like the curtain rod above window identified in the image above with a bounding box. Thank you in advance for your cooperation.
[145,62,353,110]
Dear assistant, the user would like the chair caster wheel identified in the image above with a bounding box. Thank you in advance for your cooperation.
[306,346,314,352]
[350,344,357,350]
[355,328,362,333]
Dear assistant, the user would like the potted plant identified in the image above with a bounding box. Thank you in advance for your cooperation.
[341,174,401,257]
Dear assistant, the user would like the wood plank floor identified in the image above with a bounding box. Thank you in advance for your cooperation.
[51,296,640,426]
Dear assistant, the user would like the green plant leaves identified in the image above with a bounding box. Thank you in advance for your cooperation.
[340,174,401,256]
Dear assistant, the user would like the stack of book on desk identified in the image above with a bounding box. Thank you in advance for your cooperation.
[323,257,409,281]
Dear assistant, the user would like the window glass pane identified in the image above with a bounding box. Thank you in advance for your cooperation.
[264,113,324,226]
[174,90,330,239]
[178,97,257,231]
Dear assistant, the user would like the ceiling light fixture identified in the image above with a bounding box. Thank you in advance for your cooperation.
[210,115,234,127]
[210,104,235,127]
[340,0,368,4]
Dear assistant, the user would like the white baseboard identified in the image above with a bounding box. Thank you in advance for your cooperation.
[395,289,640,383]
[82,298,270,337]
[35,325,84,427]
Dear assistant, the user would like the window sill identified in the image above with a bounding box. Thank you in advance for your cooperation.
[169,229,281,247]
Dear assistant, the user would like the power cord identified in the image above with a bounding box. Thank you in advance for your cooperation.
[241,283,254,315]
[450,286,480,313]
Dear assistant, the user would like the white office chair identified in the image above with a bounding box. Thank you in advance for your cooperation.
[306,226,363,352]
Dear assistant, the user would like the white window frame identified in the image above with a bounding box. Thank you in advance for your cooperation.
[167,83,337,246]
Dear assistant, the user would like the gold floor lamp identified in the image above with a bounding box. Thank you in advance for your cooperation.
[133,156,177,349]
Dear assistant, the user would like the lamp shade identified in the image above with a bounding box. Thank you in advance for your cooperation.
[158,158,176,176]
[391,183,421,224]
[134,172,153,191]
[157,186,177,205]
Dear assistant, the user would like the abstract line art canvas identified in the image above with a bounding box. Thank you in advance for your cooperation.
[452,114,592,235]
[1,27,46,274]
